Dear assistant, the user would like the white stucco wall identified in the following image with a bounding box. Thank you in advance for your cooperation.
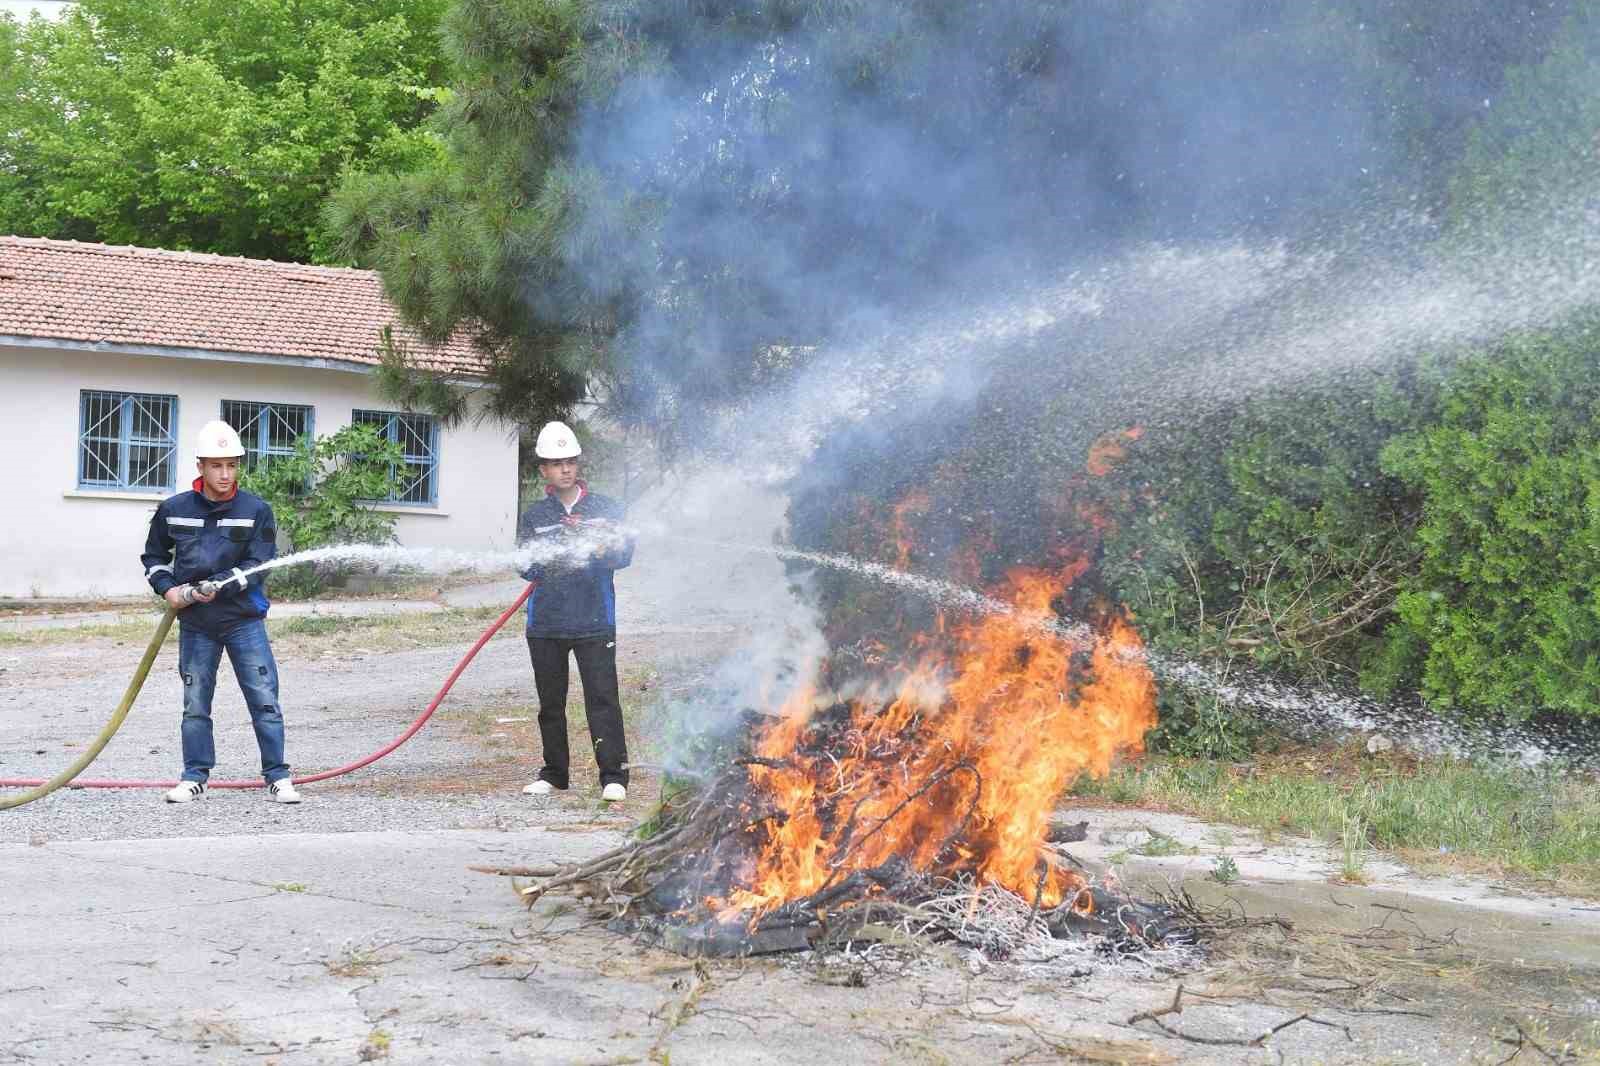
[0,344,519,598]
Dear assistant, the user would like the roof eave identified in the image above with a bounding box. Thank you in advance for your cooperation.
[0,334,489,385]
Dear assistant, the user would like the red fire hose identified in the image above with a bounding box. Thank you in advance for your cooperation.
[0,584,533,798]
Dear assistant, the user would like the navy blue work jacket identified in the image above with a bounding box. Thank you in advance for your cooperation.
[140,482,278,634]
[516,485,634,639]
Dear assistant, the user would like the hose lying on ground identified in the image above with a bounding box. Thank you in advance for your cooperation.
[0,608,178,810]
[0,584,534,807]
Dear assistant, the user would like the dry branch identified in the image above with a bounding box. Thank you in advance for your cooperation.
[1127,985,1351,1049]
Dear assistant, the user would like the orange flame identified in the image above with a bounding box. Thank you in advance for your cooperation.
[889,488,931,571]
[724,561,1157,916]
[1084,426,1145,477]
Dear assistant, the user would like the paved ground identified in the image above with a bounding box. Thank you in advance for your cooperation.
[7,817,1599,1065]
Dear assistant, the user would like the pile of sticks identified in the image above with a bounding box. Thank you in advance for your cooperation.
[472,744,1192,958]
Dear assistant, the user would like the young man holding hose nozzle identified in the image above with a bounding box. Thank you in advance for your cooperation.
[515,421,635,803]
[140,420,300,805]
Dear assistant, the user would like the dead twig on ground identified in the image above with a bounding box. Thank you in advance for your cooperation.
[988,1013,1175,1064]
[647,961,710,1063]
[1127,984,1352,1049]
[1495,1021,1575,1065]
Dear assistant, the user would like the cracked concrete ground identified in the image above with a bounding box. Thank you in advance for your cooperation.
[7,822,1599,1065]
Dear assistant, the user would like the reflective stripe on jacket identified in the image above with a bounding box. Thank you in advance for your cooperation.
[141,486,277,634]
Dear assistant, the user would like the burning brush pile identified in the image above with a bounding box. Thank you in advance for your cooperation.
[506,560,1196,962]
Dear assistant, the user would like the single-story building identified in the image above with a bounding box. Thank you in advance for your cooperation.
[0,235,519,599]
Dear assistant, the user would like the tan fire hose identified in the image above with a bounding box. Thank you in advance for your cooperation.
[0,608,177,810]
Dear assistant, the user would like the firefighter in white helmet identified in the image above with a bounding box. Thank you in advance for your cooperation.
[139,419,301,804]
[515,421,636,802]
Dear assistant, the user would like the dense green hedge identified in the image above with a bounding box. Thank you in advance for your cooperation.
[788,321,1600,747]
[1382,321,1600,718]
[1099,322,1600,725]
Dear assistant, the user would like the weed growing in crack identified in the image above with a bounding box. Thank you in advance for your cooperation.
[325,938,388,979]
[358,1028,391,1061]
[1338,812,1370,884]
[1136,830,1189,858]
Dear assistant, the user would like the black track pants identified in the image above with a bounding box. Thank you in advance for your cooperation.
[526,634,629,788]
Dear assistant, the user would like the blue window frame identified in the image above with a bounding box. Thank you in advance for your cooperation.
[221,399,314,473]
[77,390,178,492]
[352,409,439,505]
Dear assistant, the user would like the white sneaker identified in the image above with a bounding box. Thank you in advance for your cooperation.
[165,780,205,803]
[267,779,302,804]
[522,779,556,796]
[601,783,627,803]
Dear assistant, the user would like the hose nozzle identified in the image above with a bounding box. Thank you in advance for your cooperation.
[196,580,220,598]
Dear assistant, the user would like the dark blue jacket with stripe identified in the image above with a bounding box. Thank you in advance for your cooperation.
[140,482,277,634]
[516,485,633,639]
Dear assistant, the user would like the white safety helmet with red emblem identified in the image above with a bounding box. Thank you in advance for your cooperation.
[195,420,247,459]
[534,420,582,460]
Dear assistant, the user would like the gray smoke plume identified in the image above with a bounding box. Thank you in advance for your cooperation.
[567,2,1564,426]
[548,3,1600,766]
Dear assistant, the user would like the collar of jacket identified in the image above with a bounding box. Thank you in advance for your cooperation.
[545,480,588,508]
[192,476,238,503]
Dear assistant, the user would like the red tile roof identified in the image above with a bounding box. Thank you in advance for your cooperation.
[0,235,488,375]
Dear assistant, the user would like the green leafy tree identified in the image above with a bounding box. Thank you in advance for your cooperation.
[241,424,407,596]
[325,0,599,427]
[330,1,1473,439]
[1444,3,1600,239]
[0,0,452,262]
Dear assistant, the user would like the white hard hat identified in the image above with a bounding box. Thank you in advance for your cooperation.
[534,421,582,460]
[196,420,246,459]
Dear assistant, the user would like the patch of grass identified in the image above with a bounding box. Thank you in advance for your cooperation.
[267,606,506,654]
[1135,830,1190,857]
[1210,854,1240,885]
[1338,812,1369,884]
[271,615,345,638]
[0,616,165,646]
[358,1028,391,1061]
[272,881,309,893]
[325,942,387,979]
[1074,749,1600,895]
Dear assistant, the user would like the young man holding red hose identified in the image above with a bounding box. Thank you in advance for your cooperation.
[140,420,300,805]
[515,421,635,802]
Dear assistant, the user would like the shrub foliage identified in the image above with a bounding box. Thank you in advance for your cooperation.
[1381,323,1600,718]
[241,424,406,597]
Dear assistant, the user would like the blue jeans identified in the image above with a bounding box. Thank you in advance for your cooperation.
[177,618,289,784]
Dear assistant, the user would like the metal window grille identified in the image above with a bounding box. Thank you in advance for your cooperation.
[78,391,177,492]
[352,409,439,505]
[221,400,313,477]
